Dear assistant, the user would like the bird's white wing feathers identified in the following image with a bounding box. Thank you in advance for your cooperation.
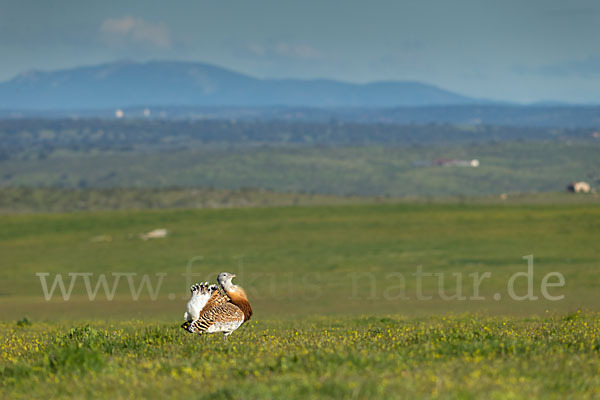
[184,282,219,322]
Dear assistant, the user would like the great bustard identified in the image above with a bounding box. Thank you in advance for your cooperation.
[182,272,252,338]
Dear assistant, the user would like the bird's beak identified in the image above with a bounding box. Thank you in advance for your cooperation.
[231,274,236,278]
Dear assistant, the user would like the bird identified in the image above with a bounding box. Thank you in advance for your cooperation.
[181,272,252,339]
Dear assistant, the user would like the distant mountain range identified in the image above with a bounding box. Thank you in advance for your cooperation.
[0,60,485,110]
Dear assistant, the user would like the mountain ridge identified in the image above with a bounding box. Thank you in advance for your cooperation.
[0,60,484,110]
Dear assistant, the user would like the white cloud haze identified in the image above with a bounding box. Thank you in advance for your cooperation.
[100,17,171,49]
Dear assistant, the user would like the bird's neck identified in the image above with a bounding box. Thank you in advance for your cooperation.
[224,285,253,322]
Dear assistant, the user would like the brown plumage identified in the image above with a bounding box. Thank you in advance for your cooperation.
[203,285,231,310]
[189,302,245,333]
[184,272,252,338]
[227,286,253,322]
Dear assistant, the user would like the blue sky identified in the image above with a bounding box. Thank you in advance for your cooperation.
[1,0,600,103]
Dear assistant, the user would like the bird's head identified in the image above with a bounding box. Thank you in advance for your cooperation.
[217,272,236,290]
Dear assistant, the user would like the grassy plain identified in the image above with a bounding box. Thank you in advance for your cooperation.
[1,202,599,319]
[2,141,600,196]
[2,314,600,399]
[1,202,599,398]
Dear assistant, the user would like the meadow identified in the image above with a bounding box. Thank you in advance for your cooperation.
[1,201,599,398]
[1,202,599,318]
[3,141,600,197]
[2,314,600,399]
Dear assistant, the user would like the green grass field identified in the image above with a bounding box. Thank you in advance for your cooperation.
[1,202,599,318]
[2,314,599,399]
[1,202,599,398]
[3,141,600,196]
